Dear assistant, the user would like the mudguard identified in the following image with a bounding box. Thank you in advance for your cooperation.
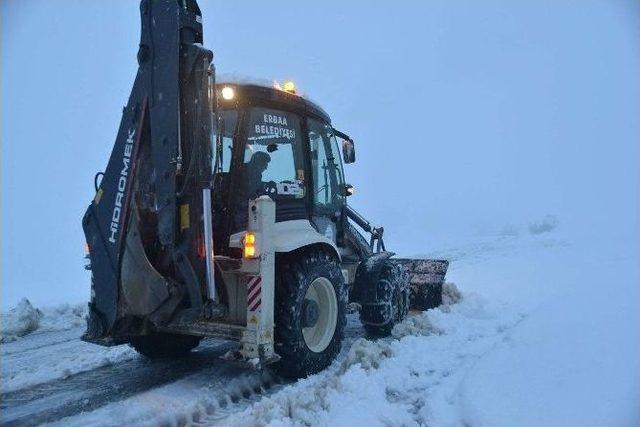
[229,218,341,261]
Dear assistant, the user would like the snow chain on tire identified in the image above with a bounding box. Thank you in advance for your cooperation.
[272,248,347,379]
[360,260,409,336]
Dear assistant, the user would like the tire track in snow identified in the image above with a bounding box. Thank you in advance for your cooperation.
[1,297,524,427]
[208,296,527,427]
[1,329,83,357]
[45,315,366,427]
[1,339,235,426]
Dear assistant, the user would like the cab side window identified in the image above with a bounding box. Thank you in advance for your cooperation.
[308,119,345,210]
[214,109,238,173]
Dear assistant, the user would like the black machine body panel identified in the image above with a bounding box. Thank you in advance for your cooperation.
[82,0,214,341]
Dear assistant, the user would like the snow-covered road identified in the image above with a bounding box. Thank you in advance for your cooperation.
[1,232,638,427]
[1,330,236,426]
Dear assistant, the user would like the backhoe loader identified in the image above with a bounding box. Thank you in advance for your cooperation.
[82,0,448,378]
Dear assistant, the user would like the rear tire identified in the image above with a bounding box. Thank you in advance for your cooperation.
[273,248,346,379]
[130,332,201,359]
[361,261,409,336]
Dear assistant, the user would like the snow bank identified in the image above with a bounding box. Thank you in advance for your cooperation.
[220,293,524,427]
[0,298,43,341]
[528,214,559,235]
[39,302,87,331]
[0,298,86,342]
[442,281,463,306]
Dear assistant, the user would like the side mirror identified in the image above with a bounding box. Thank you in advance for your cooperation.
[333,128,356,164]
[342,139,356,164]
[343,183,354,197]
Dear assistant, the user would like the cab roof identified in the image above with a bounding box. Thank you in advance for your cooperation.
[215,80,331,124]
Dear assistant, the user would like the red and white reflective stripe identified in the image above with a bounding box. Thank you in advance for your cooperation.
[247,276,262,311]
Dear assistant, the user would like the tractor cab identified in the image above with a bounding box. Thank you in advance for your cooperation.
[211,82,356,257]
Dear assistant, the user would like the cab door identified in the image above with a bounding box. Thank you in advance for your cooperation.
[307,118,346,245]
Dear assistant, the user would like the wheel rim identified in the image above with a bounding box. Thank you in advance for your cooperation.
[302,277,338,353]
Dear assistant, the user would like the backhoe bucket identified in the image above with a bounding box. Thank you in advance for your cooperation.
[394,259,449,310]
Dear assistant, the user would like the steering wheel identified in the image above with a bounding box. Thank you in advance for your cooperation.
[263,181,278,196]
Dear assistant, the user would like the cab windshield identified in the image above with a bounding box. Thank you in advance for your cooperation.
[241,107,305,200]
[214,106,307,232]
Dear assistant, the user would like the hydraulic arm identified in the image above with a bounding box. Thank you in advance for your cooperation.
[82,0,215,341]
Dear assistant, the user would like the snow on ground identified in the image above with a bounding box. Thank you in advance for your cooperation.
[1,326,136,393]
[219,294,525,427]
[45,350,282,427]
[38,303,88,333]
[2,230,638,426]
[458,235,640,427]
[0,299,87,343]
[0,300,137,394]
[216,232,639,427]
[460,286,640,427]
[0,299,43,341]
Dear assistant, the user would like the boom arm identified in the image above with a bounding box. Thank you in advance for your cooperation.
[82,0,215,340]
[345,205,386,252]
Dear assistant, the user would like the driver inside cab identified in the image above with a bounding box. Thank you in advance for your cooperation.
[233,150,271,231]
[244,151,271,199]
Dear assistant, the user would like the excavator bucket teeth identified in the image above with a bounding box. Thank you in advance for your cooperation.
[394,259,449,311]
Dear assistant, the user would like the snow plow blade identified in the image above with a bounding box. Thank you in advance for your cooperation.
[394,259,449,310]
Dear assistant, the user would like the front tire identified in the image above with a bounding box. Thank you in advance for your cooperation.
[130,332,201,359]
[273,248,346,379]
[360,260,409,336]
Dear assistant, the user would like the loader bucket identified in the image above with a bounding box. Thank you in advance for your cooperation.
[394,259,449,311]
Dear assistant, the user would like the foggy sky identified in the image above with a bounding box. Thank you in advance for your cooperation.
[2,0,639,309]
